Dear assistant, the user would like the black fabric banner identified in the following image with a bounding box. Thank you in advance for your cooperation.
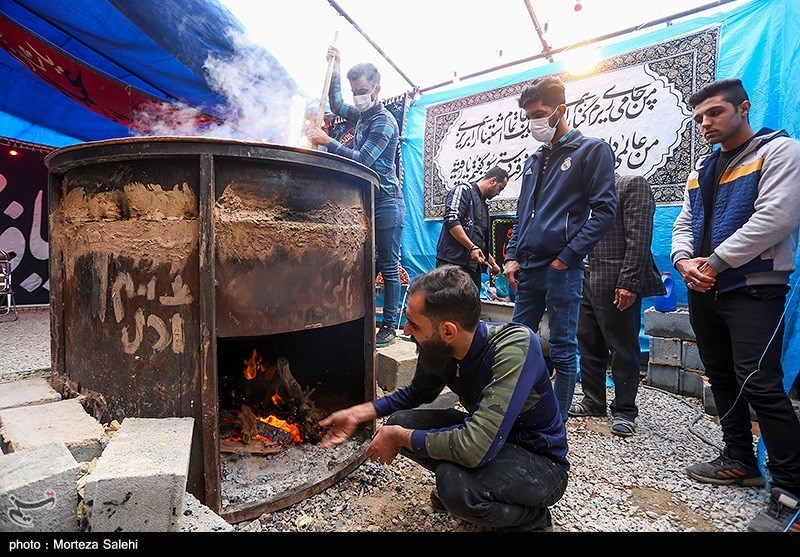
[0,137,52,306]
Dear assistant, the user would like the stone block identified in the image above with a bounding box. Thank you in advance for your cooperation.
[649,337,681,366]
[376,339,418,392]
[646,363,680,393]
[681,341,705,371]
[177,492,234,532]
[0,398,107,462]
[643,306,695,341]
[0,442,80,532]
[82,417,194,532]
[679,369,704,399]
[0,377,61,411]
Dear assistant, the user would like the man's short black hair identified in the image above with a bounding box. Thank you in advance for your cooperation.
[408,265,481,331]
[481,166,509,183]
[688,78,749,109]
[518,76,566,110]
[347,63,381,87]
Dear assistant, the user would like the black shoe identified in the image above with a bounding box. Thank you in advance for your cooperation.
[429,488,447,513]
[686,453,765,487]
[746,488,800,532]
[376,324,397,348]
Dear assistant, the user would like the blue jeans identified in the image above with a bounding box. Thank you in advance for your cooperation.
[511,266,584,422]
[375,194,405,329]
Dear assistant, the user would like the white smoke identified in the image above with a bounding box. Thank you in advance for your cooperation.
[130,30,316,145]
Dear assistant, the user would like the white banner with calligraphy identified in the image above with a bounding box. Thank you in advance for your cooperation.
[423,27,719,219]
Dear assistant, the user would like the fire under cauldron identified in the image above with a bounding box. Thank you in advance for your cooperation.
[45,137,379,523]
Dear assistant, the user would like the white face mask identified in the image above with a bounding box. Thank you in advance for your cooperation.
[353,86,377,112]
[528,108,559,143]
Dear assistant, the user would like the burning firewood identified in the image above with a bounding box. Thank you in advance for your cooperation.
[275,357,325,444]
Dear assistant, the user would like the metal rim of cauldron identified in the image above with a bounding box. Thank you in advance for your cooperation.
[44,136,380,189]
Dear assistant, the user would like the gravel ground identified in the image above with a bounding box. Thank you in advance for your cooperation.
[1,307,771,534]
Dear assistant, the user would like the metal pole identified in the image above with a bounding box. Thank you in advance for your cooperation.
[327,0,418,89]
[523,0,554,63]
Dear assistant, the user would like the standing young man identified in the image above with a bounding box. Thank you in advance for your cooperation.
[318,265,568,532]
[503,76,617,422]
[569,174,665,437]
[435,166,509,289]
[309,46,405,348]
[671,78,800,532]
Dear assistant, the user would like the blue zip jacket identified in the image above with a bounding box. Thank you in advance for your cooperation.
[505,130,617,269]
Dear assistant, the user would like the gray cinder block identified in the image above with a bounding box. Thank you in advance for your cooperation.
[681,341,705,371]
[643,307,696,341]
[646,363,680,393]
[679,369,704,399]
[377,339,418,392]
[82,417,194,532]
[0,443,80,532]
[0,377,61,411]
[649,337,681,366]
[0,398,107,462]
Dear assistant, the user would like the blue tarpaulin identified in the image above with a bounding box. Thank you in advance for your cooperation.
[0,0,296,146]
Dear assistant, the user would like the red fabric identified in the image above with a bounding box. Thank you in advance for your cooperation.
[0,11,219,130]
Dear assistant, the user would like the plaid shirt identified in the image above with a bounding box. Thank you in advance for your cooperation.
[585,174,665,298]
[327,72,401,198]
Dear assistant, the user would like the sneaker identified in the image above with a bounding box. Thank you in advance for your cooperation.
[376,325,396,348]
[746,488,800,532]
[686,453,765,487]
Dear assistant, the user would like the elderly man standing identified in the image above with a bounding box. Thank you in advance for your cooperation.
[568,174,665,437]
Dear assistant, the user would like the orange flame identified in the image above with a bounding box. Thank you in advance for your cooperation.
[259,415,302,444]
[243,349,265,380]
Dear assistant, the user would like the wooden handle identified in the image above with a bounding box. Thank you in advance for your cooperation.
[316,31,339,129]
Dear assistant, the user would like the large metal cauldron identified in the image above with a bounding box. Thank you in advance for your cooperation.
[45,137,379,518]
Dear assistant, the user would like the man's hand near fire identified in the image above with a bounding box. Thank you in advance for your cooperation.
[318,401,377,448]
[366,425,413,465]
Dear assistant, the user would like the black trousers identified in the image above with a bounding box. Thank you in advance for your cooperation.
[386,408,568,531]
[689,285,800,495]
[435,258,482,290]
[577,280,643,420]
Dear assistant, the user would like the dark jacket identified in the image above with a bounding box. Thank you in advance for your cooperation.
[505,129,617,269]
[585,174,665,298]
[435,182,488,267]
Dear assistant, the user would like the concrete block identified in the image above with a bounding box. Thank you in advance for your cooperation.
[681,341,705,371]
[0,442,80,531]
[0,398,107,462]
[643,307,695,341]
[82,417,194,532]
[702,376,757,420]
[178,492,234,532]
[702,376,717,415]
[649,337,681,366]
[377,339,418,392]
[646,363,680,393]
[0,377,61,411]
[679,369,704,399]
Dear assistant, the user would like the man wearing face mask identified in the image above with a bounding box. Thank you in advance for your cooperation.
[308,46,405,348]
[503,76,617,423]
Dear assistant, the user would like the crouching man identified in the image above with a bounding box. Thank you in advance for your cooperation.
[319,265,569,531]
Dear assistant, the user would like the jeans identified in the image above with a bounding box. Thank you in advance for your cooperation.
[577,279,643,420]
[375,193,405,329]
[689,285,800,495]
[512,266,584,422]
[386,408,568,531]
